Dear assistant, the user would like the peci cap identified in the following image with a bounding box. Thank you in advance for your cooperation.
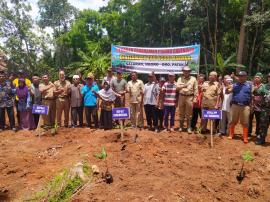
[238,71,247,76]
[116,69,122,74]
[182,66,191,71]
[86,72,94,79]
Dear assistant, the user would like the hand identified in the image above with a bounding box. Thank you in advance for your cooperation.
[193,98,197,103]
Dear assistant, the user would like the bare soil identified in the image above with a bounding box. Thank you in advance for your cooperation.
[0,126,270,202]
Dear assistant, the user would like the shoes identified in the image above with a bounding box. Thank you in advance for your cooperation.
[155,128,158,133]
[12,128,17,132]
[178,128,183,132]
[255,136,265,145]
[187,128,192,134]
[0,129,3,132]
[170,128,175,132]
[201,129,210,134]
[162,128,169,132]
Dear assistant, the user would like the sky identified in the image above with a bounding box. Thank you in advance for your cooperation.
[28,0,109,18]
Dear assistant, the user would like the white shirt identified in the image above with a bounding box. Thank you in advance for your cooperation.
[222,87,232,111]
[143,82,159,105]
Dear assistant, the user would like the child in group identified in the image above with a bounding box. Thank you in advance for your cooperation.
[162,73,178,132]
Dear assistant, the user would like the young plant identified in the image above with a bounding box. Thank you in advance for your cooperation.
[51,123,59,136]
[237,150,254,184]
[94,146,113,184]
[94,146,107,160]
[242,150,254,162]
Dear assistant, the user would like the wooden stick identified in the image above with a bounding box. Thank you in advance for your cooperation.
[210,120,214,148]
[120,120,124,141]
[35,116,42,138]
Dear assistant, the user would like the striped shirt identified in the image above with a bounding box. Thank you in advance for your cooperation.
[162,82,177,106]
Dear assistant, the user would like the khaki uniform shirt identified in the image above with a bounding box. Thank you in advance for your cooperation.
[201,81,221,109]
[40,82,55,100]
[176,76,198,97]
[127,79,144,103]
[54,80,71,100]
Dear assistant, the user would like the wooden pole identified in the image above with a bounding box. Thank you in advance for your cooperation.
[120,120,124,141]
[210,120,214,148]
[35,116,42,138]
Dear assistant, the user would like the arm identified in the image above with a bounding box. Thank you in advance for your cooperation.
[40,83,54,93]
[193,79,198,102]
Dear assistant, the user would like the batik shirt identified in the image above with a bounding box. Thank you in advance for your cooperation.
[0,81,16,108]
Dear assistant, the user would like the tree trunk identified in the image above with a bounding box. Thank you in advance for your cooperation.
[236,0,250,73]
[248,26,258,75]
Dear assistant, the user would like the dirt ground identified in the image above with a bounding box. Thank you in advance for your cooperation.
[0,124,270,202]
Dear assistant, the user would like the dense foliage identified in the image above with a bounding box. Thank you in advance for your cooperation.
[0,0,269,78]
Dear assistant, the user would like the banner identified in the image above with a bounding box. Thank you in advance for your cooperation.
[111,44,200,74]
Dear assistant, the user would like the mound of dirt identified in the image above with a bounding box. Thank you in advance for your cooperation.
[0,127,270,201]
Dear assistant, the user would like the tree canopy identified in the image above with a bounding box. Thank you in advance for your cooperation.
[0,0,269,78]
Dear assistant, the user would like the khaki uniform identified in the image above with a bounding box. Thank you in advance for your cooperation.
[231,104,250,127]
[40,82,56,127]
[201,81,221,131]
[177,76,198,121]
[127,79,144,127]
[54,80,71,127]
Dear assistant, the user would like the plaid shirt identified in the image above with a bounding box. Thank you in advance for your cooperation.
[0,81,16,108]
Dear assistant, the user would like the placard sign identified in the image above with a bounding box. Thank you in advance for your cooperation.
[202,110,222,120]
[32,104,49,115]
[112,107,130,120]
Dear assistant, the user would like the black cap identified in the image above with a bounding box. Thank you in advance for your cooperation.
[238,71,247,76]
[116,69,122,74]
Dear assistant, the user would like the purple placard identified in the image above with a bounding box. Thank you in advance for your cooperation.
[112,107,130,120]
[32,104,49,115]
[202,110,222,120]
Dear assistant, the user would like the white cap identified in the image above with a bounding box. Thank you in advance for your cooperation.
[73,75,80,79]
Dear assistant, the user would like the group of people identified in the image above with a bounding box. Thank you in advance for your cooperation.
[0,67,269,145]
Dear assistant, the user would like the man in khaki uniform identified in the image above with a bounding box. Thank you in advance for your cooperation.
[127,72,144,128]
[177,66,198,133]
[201,71,221,133]
[54,70,71,127]
[39,74,56,127]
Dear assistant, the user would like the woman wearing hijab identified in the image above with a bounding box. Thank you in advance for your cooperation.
[96,81,121,130]
[16,78,34,130]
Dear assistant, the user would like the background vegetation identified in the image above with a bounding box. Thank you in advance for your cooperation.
[0,0,270,79]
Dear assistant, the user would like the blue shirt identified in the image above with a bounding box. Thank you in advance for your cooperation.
[232,82,252,105]
[81,84,99,107]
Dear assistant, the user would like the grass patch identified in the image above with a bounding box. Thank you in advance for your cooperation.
[28,162,91,202]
